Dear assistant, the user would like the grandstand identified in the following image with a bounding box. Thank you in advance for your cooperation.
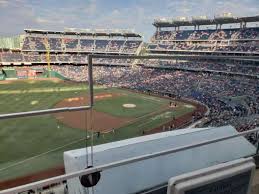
[148,15,259,57]
[141,14,259,78]
[0,29,143,65]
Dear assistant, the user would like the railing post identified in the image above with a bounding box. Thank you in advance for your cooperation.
[88,54,94,107]
[256,133,259,155]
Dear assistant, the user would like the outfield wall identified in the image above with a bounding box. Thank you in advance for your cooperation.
[49,71,71,81]
[0,70,5,80]
[0,68,70,81]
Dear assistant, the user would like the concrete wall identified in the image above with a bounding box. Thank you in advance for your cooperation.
[64,126,256,194]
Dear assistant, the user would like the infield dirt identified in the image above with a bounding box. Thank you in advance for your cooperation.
[54,93,132,132]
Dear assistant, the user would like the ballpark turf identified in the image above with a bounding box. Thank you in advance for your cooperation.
[0,80,195,181]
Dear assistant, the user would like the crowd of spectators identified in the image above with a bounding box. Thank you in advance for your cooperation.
[23,53,41,62]
[80,39,95,51]
[152,27,259,41]
[140,60,259,76]
[22,36,142,54]
[148,40,259,53]
[51,65,88,82]
[22,37,46,50]
[149,27,259,53]
[0,53,136,65]
[0,52,23,62]
[0,35,142,64]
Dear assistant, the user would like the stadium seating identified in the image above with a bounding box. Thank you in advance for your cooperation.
[48,38,62,50]
[23,54,41,62]
[148,41,259,52]
[64,38,79,51]
[70,54,88,63]
[123,40,142,53]
[108,40,125,52]
[79,39,94,51]
[22,37,46,50]
[57,54,72,62]
[0,30,143,65]
[141,60,259,76]
[21,34,142,54]
[1,52,23,62]
[149,27,259,53]
[95,39,109,52]
[153,27,259,41]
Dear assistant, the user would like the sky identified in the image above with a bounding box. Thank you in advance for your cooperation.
[0,0,258,41]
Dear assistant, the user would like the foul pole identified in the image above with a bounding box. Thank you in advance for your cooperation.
[43,38,51,77]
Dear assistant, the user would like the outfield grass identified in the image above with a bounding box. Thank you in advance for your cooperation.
[0,80,194,181]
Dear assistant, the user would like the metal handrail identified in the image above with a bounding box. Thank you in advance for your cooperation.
[0,127,258,194]
[0,106,91,120]
[0,54,94,120]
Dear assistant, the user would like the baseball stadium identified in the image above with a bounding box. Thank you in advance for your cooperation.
[0,2,259,194]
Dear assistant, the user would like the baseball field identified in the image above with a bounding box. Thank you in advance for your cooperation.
[0,79,196,184]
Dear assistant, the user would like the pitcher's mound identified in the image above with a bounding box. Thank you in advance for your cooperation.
[123,104,136,108]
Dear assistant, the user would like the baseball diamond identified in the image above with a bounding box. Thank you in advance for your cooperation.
[0,79,200,185]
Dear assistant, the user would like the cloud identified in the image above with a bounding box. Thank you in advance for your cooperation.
[0,0,8,7]
[35,17,65,25]
[0,0,258,40]
[83,0,97,15]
